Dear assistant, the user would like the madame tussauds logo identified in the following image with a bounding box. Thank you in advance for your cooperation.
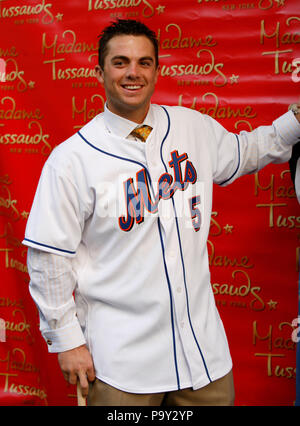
[0,0,55,24]
[0,59,6,82]
[88,0,155,18]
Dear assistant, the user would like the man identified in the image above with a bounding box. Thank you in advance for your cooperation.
[23,19,300,406]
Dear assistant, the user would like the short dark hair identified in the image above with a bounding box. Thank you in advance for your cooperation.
[98,19,159,69]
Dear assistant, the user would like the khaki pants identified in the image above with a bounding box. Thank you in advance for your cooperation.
[87,370,235,406]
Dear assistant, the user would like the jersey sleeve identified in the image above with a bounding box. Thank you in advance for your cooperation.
[203,111,300,186]
[27,247,86,353]
[23,161,86,257]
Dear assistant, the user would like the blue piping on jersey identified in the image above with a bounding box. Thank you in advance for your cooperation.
[77,128,181,390]
[160,105,213,383]
[77,130,151,182]
[157,218,180,390]
[219,134,241,186]
[23,238,76,255]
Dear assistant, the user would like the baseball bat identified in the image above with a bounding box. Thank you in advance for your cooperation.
[77,382,87,406]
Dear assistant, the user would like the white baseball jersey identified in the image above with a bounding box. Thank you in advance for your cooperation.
[23,105,300,393]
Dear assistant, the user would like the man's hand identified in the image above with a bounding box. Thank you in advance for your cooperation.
[58,344,95,397]
[289,101,300,123]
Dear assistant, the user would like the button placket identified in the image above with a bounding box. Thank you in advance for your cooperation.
[144,124,199,371]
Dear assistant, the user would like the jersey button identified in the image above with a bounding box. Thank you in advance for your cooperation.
[177,287,182,293]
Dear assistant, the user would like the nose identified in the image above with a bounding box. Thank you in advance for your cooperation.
[126,61,140,79]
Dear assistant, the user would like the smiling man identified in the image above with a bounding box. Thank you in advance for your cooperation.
[95,31,160,123]
[23,19,300,406]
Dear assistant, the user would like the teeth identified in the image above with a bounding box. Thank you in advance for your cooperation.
[124,85,142,89]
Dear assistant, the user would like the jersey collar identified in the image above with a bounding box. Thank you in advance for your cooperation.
[103,103,155,139]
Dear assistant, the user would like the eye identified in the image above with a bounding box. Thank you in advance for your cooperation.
[113,60,124,67]
[140,60,152,67]
[112,57,127,67]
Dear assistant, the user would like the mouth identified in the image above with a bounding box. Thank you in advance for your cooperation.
[122,84,143,91]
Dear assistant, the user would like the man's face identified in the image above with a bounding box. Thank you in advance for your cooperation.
[96,35,160,123]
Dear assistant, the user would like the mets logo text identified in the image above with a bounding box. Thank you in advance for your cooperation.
[118,150,199,232]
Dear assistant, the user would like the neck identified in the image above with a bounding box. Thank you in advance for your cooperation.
[106,103,150,124]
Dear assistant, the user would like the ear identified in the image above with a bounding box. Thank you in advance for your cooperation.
[95,65,104,85]
[154,64,161,84]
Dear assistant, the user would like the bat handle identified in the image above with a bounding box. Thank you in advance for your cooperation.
[77,382,87,406]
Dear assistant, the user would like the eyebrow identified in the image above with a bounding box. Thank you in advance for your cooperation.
[111,55,154,63]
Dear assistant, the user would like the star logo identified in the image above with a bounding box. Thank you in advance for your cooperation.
[267,300,278,310]
[156,5,165,14]
[229,74,239,84]
[21,211,29,219]
[223,224,234,234]
[56,13,63,21]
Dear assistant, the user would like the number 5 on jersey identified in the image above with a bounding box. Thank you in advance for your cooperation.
[189,195,201,232]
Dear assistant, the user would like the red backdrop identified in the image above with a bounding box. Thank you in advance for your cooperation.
[0,0,299,406]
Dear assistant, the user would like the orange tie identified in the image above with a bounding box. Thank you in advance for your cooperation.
[130,125,152,142]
